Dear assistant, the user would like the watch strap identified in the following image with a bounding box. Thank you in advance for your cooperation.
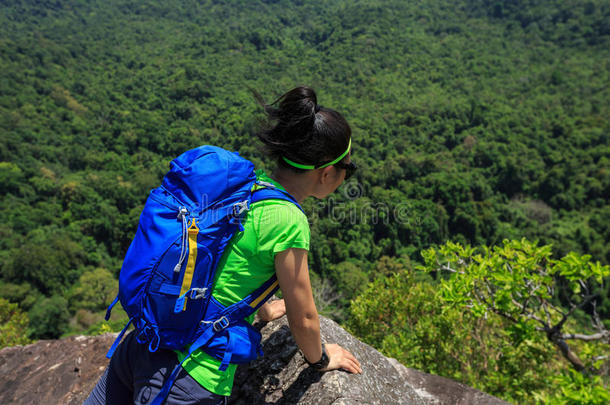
[306,343,330,370]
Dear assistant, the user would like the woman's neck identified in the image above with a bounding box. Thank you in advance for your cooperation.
[270,169,313,205]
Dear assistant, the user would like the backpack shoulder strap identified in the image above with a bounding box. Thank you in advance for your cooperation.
[251,181,305,214]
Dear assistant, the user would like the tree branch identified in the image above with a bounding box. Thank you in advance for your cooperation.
[511,298,547,328]
[554,294,596,332]
[477,294,520,324]
[560,331,610,342]
[541,301,553,325]
[548,336,586,371]
[437,264,464,274]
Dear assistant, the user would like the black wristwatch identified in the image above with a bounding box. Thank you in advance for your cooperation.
[306,344,330,370]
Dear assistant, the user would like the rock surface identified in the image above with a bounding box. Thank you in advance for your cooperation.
[0,316,508,405]
[0,333,115,405]
[230,316,508,405]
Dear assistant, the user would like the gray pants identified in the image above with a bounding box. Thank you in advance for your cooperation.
[84,331,227,405]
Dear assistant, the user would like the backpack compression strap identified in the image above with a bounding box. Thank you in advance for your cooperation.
[177,218,200,312]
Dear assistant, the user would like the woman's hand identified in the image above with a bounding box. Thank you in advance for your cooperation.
[258,299,287,322]
[321,343,362,374]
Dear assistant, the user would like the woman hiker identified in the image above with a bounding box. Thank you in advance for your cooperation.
[85,86,361,404]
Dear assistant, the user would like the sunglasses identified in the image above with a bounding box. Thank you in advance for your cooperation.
[334,161,357,180]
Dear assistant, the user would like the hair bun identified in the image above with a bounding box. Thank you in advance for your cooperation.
[256,86,351,172]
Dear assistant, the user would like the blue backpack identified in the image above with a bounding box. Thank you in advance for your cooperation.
[104,145,303,405]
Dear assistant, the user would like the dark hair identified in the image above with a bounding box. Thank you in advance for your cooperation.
[255,86,351,172]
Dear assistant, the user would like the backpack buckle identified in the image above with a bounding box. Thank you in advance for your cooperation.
[232,200,249,217]
[177,206,189,219]
[213,316,229,332]
[189,288,207,300]
[256,181,275,188]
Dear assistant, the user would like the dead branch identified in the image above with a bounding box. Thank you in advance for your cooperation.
[560,331,610,342]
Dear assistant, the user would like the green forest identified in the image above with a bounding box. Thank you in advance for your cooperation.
[1,0,609,403]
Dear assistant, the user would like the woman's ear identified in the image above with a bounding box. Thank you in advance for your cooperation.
[317,166,336,185]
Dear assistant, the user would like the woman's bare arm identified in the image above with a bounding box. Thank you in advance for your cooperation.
[275,248,361,373]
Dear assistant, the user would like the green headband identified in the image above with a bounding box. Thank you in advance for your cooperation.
[282,138,351,170]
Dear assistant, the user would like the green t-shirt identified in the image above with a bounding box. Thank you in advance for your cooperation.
[176,169,310,396]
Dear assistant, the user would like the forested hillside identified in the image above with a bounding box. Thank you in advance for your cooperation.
[1,0,609,402]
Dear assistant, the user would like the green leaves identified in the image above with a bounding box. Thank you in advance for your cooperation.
[352,240,610,403]
[349,257,559,403]
[67,268,117,312]
[538,369,610,405]
[27,295,70,339]
[0,298,31,349]
[417,238,610,402]
[556,252,610,284]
